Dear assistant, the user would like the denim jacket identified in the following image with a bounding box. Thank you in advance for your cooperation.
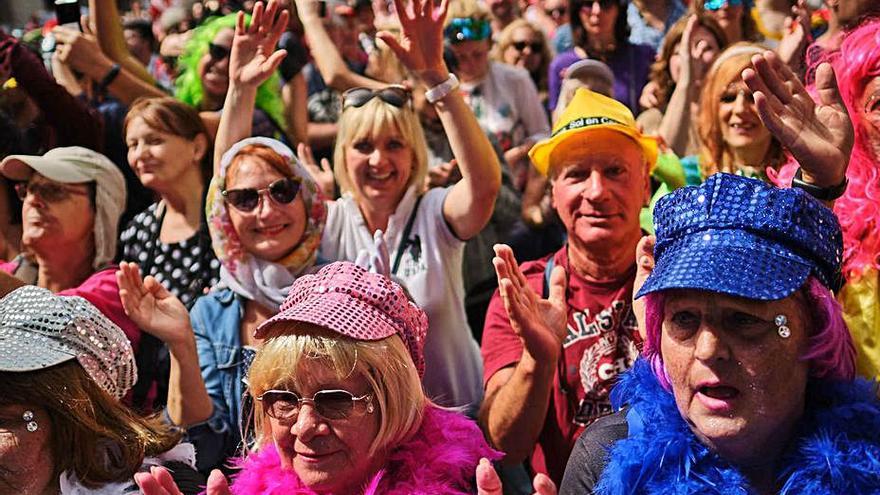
[187,289,248,472]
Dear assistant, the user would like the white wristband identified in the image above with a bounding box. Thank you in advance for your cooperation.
[424,73,460,104]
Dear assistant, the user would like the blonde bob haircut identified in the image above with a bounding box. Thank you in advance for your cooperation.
[247,322,428,456]
[333,97,429,197]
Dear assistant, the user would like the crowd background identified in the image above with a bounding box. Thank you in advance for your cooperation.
[0,0,879,492]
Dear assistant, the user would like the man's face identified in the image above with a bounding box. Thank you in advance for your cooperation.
[550,130,649,252]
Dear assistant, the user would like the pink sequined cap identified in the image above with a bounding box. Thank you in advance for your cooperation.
[256,262,429,376]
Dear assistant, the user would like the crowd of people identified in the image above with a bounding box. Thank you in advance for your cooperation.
[0,0,879,493]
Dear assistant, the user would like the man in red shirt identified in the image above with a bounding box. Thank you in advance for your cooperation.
[479,88,658,484]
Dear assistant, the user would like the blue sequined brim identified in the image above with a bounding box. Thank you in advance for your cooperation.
[636,228,813,301]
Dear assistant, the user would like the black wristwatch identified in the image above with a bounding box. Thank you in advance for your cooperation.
[791,168,848,201]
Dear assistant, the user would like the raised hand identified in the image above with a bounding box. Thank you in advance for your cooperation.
[742,52,853,189]
[776,0,811,73]
[476,458,557,495]
[135,467,231,495]
[493,244,568,363]
[297,143,335,198]
[377,0,450,83]
[632,235,655,340]
[52,26,112,77]
[230,0,289,89]
[116,261,192,348]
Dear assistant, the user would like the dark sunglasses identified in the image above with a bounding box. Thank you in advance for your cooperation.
[15,181,89,203]
[208,42,231,61]
[342,85,412,110]
[256,389,374,421]
[222,177,302,212]
[511,40,543,52]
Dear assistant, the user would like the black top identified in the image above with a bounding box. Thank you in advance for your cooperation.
[559,409,629,494]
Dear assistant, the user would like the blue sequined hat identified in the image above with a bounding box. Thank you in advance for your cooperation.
[636,173,843,300]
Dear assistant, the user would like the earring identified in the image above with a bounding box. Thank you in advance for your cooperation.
[366,401,375,414]
[22,411,38,432]
[775,314,790,339]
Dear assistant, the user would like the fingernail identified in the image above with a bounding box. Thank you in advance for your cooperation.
[639,256,653,268]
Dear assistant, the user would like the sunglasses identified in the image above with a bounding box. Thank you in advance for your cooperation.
[511,40,543,52]
[222,177,302,212]
[208,42,231,61]
[342,85,412,110]
[704,0,743,10]
[15,181,90,203]
[256,389,374,421]
[444,17,492,43]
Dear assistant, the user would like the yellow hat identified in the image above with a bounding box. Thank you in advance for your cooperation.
[529,88,658,176]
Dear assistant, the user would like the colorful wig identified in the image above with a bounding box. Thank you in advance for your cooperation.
[174,14,286,131]
[827,20,880,279]
[642,277,857,390]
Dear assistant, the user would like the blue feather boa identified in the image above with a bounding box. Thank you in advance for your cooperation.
[595,359,880,494]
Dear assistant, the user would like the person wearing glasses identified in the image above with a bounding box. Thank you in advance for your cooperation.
[547,0,655,114]
[492,19,553,105]
[444,0,550,191]
[136,262,499,495]
[116,3,326,473]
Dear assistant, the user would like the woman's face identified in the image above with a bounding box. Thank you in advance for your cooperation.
[579,0,619,42]
[503,27,544,73]
[708,2,743,37]
[857,75,880,159]
[669,26,722,83]
[269,364,383,492]
[345,127,413,212]
[717,81,772,155]
[0,406,54,495]
[198,28,234,102]
[125,117,206,191]
[449,40,491,82]
[225,156,308,262]
[660,290,810,464]
[20,174,94,255]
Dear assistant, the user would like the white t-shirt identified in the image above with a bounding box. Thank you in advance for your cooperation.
[321,186,484,409]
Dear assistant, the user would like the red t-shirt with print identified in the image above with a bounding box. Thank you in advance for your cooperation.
[481,246,641,484]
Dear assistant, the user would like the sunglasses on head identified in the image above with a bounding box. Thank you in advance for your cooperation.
[208,42,231,61]
[222,177,302,212]
[256,389,374,421]
[511,40,543,52]
[704,0,743,10]
[15,181,90,203]
[342,85,412,110]
[444,17,492,43]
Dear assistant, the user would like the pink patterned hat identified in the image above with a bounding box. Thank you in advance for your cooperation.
[256,262,428,376]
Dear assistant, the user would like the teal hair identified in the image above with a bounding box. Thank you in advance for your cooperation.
[175,14,287,131]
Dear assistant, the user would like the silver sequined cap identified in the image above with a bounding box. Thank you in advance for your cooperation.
[0,286,137,399]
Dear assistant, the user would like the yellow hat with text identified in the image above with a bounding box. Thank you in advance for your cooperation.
[529,88,658,176]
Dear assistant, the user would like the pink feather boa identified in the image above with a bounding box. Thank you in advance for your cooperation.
[229,406,502,494]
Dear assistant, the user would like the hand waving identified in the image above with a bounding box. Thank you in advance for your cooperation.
[136,466,231,495]
[230,0,289,89]
[742,52,853,189]
[493,244,568,363]
[378,0,450,83]
[116,262,191,347]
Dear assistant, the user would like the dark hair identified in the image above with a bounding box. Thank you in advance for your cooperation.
[123,19,157,50]
[568,0,630,54]
[0,361,181,488]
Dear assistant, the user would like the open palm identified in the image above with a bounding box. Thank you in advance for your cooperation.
[743,52,853,188]
[230,0,289,89]
[378,0,449,79]
[116,262,191,346]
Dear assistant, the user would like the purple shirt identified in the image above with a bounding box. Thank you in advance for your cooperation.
[548,43,655,114]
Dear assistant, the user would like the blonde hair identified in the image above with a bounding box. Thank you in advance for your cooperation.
[333,97,429,196]
[446,0,490,23]
[247,322,427,456]
[491,19,551,90]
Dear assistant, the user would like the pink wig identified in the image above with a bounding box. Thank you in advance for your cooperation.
[642,277,857,391]
[824,20,880,279]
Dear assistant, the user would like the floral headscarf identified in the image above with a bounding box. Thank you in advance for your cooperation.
[206,137,326,310]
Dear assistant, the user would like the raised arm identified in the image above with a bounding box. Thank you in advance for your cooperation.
[294,0,385,91]
[657,15,706,157]
[380,0,501,239]
[214,0,290,174]
[743,52,853,206]
[88,0,157,85]
[480,245,568,463]
[115,262,213,427]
